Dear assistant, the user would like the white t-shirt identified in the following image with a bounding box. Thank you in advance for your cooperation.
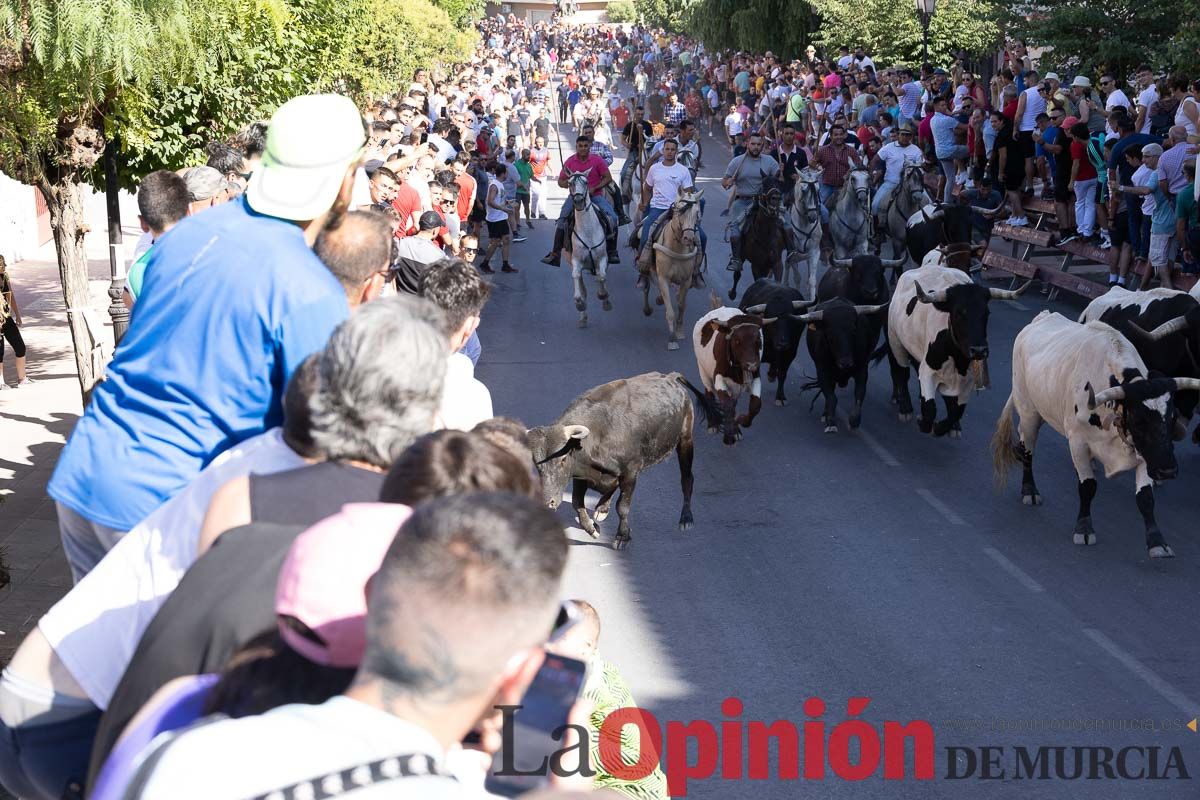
[837,55,853,70]
[877,141,925,183]
[1136,84,1159,134]
[136,697,467,799]
[1019,86,1045,132]
[1105,88,1132,137]
[724,112,743,137]
[38,429,305,708]
[645,161,694,208]
[485,177,508,223]
[437,352,493,432]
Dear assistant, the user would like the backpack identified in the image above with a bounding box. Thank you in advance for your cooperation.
[1149,96,1179,137]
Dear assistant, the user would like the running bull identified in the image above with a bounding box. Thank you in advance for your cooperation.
[992,311,1200,558]
[693,297,770,445]
[740,279,817,407]
[798,298,889,433]
[528,371,718,550]
[885,265,1030,436]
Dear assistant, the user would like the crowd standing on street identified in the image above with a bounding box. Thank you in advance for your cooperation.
[1,9,1200,800]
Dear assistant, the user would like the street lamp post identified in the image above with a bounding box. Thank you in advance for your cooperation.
[103,138,130,345]
[915,0,936,66]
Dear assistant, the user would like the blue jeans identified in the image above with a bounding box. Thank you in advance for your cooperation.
[872,180,898,215]
[0,706,100,799]
[557,193,618,232]
[819,185,836,224]
[641,206,708,253]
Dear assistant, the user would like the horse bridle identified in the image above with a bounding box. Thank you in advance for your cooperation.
[570,175,605,255]
[792,179,821,240]
[832,171,870,239]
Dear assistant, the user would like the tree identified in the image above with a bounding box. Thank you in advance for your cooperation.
[811,0,1001,66]
[687,0,819,57]
[430,0,485,28]
[1014,0,1200,81]
[607,0,636,23]
[635,0,689,30]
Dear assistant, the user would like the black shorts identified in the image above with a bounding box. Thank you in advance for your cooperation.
[486,219,511,239]
[1017,130,1036,159]
[1109,211,1129,248]
[469,207,486,224]
[1053,172,1072,203]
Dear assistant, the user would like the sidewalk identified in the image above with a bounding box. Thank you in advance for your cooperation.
[0,226,132,664]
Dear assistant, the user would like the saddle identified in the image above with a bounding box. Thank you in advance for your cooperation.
[565,197,616,244]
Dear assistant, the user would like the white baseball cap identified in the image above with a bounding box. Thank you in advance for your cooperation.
[247,94,367,221]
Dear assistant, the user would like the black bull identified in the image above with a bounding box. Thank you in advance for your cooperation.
[740,279,817,407]
[528,371,720,550]
[906,205,975,266]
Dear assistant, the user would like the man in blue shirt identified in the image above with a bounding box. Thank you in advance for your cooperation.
[931,96,967,203]
[48,94,366,581]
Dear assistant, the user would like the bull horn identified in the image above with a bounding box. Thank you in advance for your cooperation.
[791,299,818,310]
[743,303,768,314]
[761,316,778,325]
[691,189,704,200]
[1173,377,1200,392]
[831,257,853,267]
[913,281,947,304]
[880,257,906,268]
[921,205,945,223]
[793,310,824,323]
[1088,384,1126,409]
[989,280,1033,300]
[562,424,591,440]
[854,303,889,315]
[970,199,1006,216]
[1128,316,1190,342]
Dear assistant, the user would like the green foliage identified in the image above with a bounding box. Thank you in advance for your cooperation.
[687,0,818,57]
[430,0,485,28]
[811,0,1001,66]
[343,0,474,101]
[1015,0,1200,80]
[607,0,636,23]
[634,0,688,29]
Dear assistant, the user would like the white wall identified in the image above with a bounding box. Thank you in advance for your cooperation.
[0,173,40,265]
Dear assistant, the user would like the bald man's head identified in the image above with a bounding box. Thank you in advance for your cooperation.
[314,209,392,303]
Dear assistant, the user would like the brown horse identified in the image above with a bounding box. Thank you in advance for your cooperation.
[729,176,786,301]
[641,188,704,350]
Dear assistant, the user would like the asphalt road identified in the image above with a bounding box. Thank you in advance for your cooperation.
[476,107,1200,798]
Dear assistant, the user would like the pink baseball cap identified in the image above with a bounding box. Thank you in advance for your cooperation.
[275,503,412,668]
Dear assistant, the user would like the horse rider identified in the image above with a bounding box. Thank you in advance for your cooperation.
[645,118,701,177]
[636,138,707,288]
[812,123,865,225]
[541,134,621,266]
[870,123,924,238]
[774,124,809,207]
[722,131,783,272]
[581,122,630,225]
[620,104,654,204]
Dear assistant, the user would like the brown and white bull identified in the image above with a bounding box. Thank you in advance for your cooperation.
[886,265,1030,436]
[692,295,771,445]
[991,311,1200,558]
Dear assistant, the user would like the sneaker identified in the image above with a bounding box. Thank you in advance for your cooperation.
[16,377,34,387]
[1002,216,1028,227]
[1057,232,1079,245]
[0,382,9,391]
[501,264,519,273]
[478,263,495,274]
[539,214,549,219]
[512,234,527,242]
[540,252,560,266]
[1099,238,1113,250]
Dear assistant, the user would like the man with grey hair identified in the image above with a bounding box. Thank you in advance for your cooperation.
[81,295,449,773]
[1156,126,1194,196]
[182,166,230,215]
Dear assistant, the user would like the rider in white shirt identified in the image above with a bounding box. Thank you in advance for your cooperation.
[871,125,924,216]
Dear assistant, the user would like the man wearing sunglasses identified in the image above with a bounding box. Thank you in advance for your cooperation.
[1013,69,1046,196]
[1099,74,1132,137]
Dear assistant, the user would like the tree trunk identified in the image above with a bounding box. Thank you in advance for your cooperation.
[40,178,103,404]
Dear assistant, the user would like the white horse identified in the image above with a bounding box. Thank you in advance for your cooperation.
[564,169,611,328]
[787,167,824,297]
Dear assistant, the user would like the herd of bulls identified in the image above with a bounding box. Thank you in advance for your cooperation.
[528,182,1200,561]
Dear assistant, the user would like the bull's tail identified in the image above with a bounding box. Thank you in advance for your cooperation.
[870,326,892,365]
[709,290,723,310]
[676,376,723,428]
[990,393,1018,491]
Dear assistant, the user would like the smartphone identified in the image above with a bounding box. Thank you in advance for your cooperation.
[484,651,589,797]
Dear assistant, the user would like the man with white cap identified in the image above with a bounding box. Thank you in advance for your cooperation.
[47,93,365,583]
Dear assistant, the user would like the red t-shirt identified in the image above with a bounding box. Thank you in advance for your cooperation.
[1002,98,1018,123]
[391,184,422,237]
[611,104,630,131]
[559,154,609,195]
[1070,139,1097,181]
[455,173,477,222]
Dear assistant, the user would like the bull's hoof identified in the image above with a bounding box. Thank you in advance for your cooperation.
[642,305,653,317]
[574,298,586,312]
[917,420,934,434]
[823,424,838,434]
[678,510,693,530]
[667,340,680,351]
[775,398,787,407]
[1148,544,1175,559]
[707,425,719,435]
[728,287,737,301]
[898,412,913,422]
[735,415,753,428]
[948,428,962,439]
[602,298,613,311]
[594,506,610,522]
[1072,517,1097,546]
[613,534,631,551]
[1021,491,1043,506]
[848,413,862,430]
[577,317,588,328]
[933,419,954,437]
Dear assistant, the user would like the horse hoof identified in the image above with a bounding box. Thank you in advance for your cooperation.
[602,299,612,311]
[949,429,962,439]
[1072,532,1097,546]
[1148,544,1175,559]
[824,425,838,434]
[574,298,586,312]
[613,535,630,551]
[667,340,680,351]
[775,399,787,407]
[1021,493,1042,506]
[898,413,912,422]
